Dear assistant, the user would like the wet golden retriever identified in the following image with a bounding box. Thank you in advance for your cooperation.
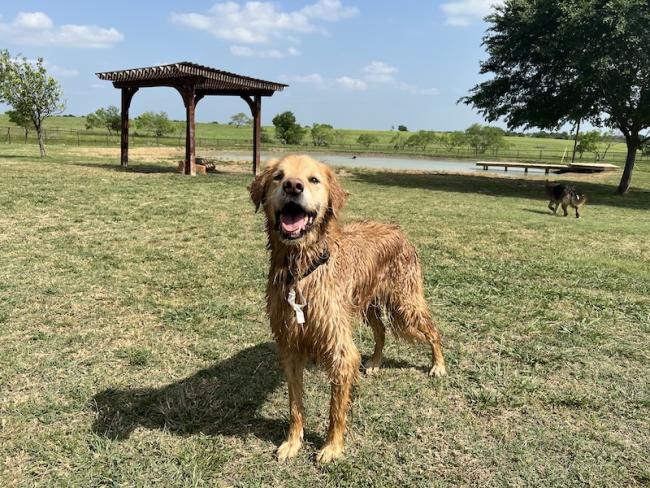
[249,155,446,464]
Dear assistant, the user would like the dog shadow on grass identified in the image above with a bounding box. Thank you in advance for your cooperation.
[91,342,293,444]
[91,342,420,445]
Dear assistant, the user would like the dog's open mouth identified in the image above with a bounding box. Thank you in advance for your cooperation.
[278,202,316,239]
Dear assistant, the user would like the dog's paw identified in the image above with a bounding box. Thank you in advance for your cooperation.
[316,443,344,464]
[277,440,302,462]
[428,364,447,378]
[364,360,381,376]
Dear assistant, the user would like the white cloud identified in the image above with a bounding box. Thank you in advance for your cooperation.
[282,73,325,85]
[230,45,300,58]
[440,0,504,27]
[281,59,439,95]
[171,0,358,50]
[0,11,123,48]
[301,0,359,21]
[335,76,367,91]
[362,61,398,83]
[48,64,79,77]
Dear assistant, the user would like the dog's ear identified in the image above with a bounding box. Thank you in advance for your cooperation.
[248,159,278,212]
[326,167,349,218]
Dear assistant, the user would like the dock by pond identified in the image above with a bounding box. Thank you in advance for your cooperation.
[477,161,619,174]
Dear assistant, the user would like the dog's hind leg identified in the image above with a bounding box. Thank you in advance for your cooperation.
[277,352,307,462]
[561,202,569,216]
[363,303,385,375]
[387,289,446,378]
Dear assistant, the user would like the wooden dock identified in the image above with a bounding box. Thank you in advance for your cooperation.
[476,161,619,174]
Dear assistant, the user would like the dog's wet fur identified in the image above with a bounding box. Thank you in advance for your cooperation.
[545,180,588,218]
[249,155,446,464]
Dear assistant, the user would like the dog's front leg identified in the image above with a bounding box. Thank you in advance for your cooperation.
[317,346,360,464]
[277,352,307,462]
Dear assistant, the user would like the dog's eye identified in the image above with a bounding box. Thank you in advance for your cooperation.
[309,177,320,184]
[273,172,284,181]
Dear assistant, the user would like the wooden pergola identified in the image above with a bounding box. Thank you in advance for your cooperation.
[95,62,287,175]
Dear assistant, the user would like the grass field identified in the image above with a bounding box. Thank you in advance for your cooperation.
[1,145,649,486]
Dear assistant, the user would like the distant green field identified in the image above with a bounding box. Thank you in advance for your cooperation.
[0,114,638,165]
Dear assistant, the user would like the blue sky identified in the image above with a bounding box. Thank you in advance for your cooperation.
[0,1,504,131]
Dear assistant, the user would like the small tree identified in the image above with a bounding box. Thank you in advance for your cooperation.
[261,128,273,143]
[576,130,600,159]
[595,131,616,161]
[7,109,31,143]
[311,123,335,147]
[86,106,121,136]
[357,133,379,148]
[272,111,305,145]
[135,111,175,141]
[442,131,468,152]
[464,124,506,154]
[390,132,406,150]
[0,50,65,157]
[405,131,439,151]
[397,125,408,132]
[230,112,252,128]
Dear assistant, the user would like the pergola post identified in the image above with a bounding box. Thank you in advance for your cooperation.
[242,94,262,175]
[120,87,138,167]
[179,86,197,176]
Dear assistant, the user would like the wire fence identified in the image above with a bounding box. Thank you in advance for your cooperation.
[2,126,647,165]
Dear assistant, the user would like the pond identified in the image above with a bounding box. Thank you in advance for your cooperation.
[214,150,549,176]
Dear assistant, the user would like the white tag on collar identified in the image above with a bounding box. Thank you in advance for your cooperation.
[287,287,306,324]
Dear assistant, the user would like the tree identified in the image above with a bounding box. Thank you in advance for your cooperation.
[397,125,408,132]
[357,134,379,148]
[0,50,65,157]
[272,111,305,145]
[442,131,468,152]
[595,131,617,161]
[261,128,273,143]
[7,109,31,143]
[462,0,650,194]
[86,106,120,136]
[311,123,335,147]
[576,130,600,159]
[464,124,506,154]
[405,131,439,150]
[135,111,175,141]
[390,132,407,150]
[229,112,252,128]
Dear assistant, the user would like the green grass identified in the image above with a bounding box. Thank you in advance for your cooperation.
[1,144,649,486]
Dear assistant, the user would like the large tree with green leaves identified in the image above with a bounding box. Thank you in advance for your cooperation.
[0,50,65,157]
[462,0,650,194]
[272,111,305,145]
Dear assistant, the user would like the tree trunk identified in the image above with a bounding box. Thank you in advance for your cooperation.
[36,124,46,157]
[617,138,638,195]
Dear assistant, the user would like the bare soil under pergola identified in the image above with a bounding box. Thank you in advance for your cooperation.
[96,62,287,175]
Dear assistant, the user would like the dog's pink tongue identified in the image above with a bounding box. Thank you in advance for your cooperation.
[281,213,307,233]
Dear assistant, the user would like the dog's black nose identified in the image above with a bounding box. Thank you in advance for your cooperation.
[283,178,304,196]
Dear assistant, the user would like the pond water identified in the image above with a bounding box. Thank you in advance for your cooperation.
[213,150,549,176]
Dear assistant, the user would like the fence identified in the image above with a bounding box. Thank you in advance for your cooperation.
[2,126,647,166]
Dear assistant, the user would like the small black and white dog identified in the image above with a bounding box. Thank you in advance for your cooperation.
[545,181,588,218]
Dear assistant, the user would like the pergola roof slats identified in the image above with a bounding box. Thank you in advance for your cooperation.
[96,61,287,93]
